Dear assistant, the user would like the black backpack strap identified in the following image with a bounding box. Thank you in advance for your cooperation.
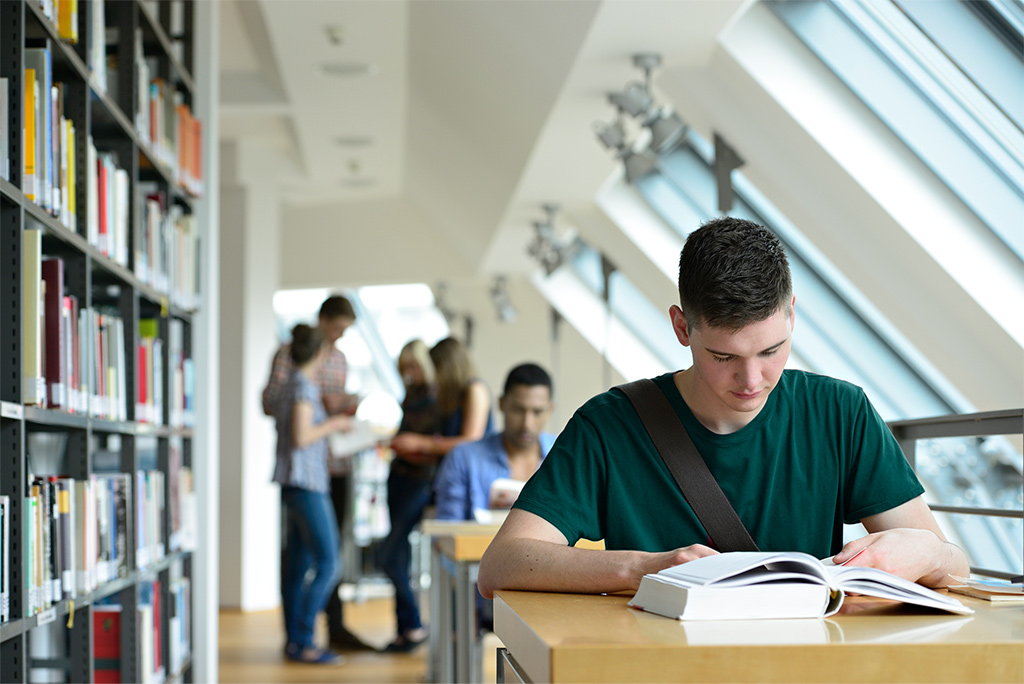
[617,378,759,553]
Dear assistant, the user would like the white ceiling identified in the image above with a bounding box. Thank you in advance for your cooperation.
[217,0,746,275]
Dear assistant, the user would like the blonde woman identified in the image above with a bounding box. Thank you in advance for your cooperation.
[382,337,494,652]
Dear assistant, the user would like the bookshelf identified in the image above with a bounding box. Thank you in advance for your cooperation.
[0,1,206,682]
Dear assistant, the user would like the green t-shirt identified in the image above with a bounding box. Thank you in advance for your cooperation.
[514,370,924,558]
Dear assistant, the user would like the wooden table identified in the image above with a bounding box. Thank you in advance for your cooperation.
[494,590,1024,683]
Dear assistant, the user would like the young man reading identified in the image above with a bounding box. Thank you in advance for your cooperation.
[478,217,968,599]
[433,363,556,522]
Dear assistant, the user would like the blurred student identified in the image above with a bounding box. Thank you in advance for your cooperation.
[434,363,556,522]
[271,324,351,665]
[262,295,372,652]
[381,337,495,652]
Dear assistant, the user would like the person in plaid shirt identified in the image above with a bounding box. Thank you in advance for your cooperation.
[262,295,373,652]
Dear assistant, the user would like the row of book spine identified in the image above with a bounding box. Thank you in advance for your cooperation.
[138,188,202,311]
[26,0,202,195]
[21,246,196,426]
[135,44,204,198]
[93,575,191,684]
[17,49,201,300]
[0,467,195,622]
[23,47,79,230]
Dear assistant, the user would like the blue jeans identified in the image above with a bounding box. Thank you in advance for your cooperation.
[378,468,432,635]
[281,486,341,649]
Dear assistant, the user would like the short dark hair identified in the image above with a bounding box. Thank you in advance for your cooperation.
[289,324,324,365]
[503,363,553,398]
[677,217,792,330]
[319,295,356,321]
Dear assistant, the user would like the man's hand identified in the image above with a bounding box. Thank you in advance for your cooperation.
[837,496,970,588]
[637,545,719,583]
[832,528,952,585]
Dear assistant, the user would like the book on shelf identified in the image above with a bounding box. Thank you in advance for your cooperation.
[139,579,165,684]
[1,77,8,181]
[136,470,166,570]
[24,66,37,201]
[93,604,122,684]
[23,226,46,406]
[56,477,76,599]
[41,257,67,409]
[87,1,106,92]
[168,576,191,674]
[57,0,78,43]
[25,495,38,614]
[627,551,973,621]
[24,47,52,211]
[1,495,9,623]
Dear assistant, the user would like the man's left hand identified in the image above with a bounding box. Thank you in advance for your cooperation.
[832,528,946,585]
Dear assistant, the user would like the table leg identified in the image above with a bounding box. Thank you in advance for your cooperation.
[427,542,442,682]
[454,560,478,683]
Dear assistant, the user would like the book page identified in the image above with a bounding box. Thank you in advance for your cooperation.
[656,551,827,586]
[826,565,973,614]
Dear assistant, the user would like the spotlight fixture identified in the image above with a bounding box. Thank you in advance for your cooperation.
[645,107,687,154]
[433,282,458,324]
[489,276,517,323]
[593,109,659,183]
[527,203,577,276]
[595,52,689,181]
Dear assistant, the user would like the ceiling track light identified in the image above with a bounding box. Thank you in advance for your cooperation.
[489,275,517,323]
[527,203,576,276]
[594,52,690,182]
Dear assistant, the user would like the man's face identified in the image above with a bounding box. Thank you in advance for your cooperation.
[319,316,354,346]
[500,384,553,451]
[672,299,794,423]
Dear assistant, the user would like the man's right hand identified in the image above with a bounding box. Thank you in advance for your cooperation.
[638,545,719,580]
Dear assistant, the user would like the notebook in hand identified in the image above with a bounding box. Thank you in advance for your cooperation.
[628,551,972,620]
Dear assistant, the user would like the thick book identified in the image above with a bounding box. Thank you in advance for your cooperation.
[628,551,973,620]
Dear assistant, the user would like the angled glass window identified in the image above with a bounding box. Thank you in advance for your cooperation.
[766,0,1024,261]
[565,238,690,374]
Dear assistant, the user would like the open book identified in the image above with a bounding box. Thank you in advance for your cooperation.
[628,551,973,620]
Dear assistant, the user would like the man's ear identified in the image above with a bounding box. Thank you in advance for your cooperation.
[789,294,796,332]
[498,394,507,414]
[669,305,692,347]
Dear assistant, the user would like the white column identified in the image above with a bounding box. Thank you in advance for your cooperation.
[192,1,221,681]
[218,142,284,611]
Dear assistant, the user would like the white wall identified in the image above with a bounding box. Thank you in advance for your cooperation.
[218,143,285,610]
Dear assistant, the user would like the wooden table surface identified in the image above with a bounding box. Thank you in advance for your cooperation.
[494,589,1024,683]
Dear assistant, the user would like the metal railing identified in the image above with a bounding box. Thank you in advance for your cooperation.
[889,408,1023,580]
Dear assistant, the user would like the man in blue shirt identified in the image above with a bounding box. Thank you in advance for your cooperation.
[434,363,556,522]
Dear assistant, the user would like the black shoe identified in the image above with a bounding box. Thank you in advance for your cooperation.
[383,632,427,653]
[329,630,378,652]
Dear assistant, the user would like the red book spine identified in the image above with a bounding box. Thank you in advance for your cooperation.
[93,606,122,683]
[96,157,108,255]
[41,258,65,409]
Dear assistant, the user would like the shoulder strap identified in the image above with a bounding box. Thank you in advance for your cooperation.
[617,378,759,553]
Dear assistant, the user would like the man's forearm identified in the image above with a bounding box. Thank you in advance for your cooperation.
[477,538,645,599]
